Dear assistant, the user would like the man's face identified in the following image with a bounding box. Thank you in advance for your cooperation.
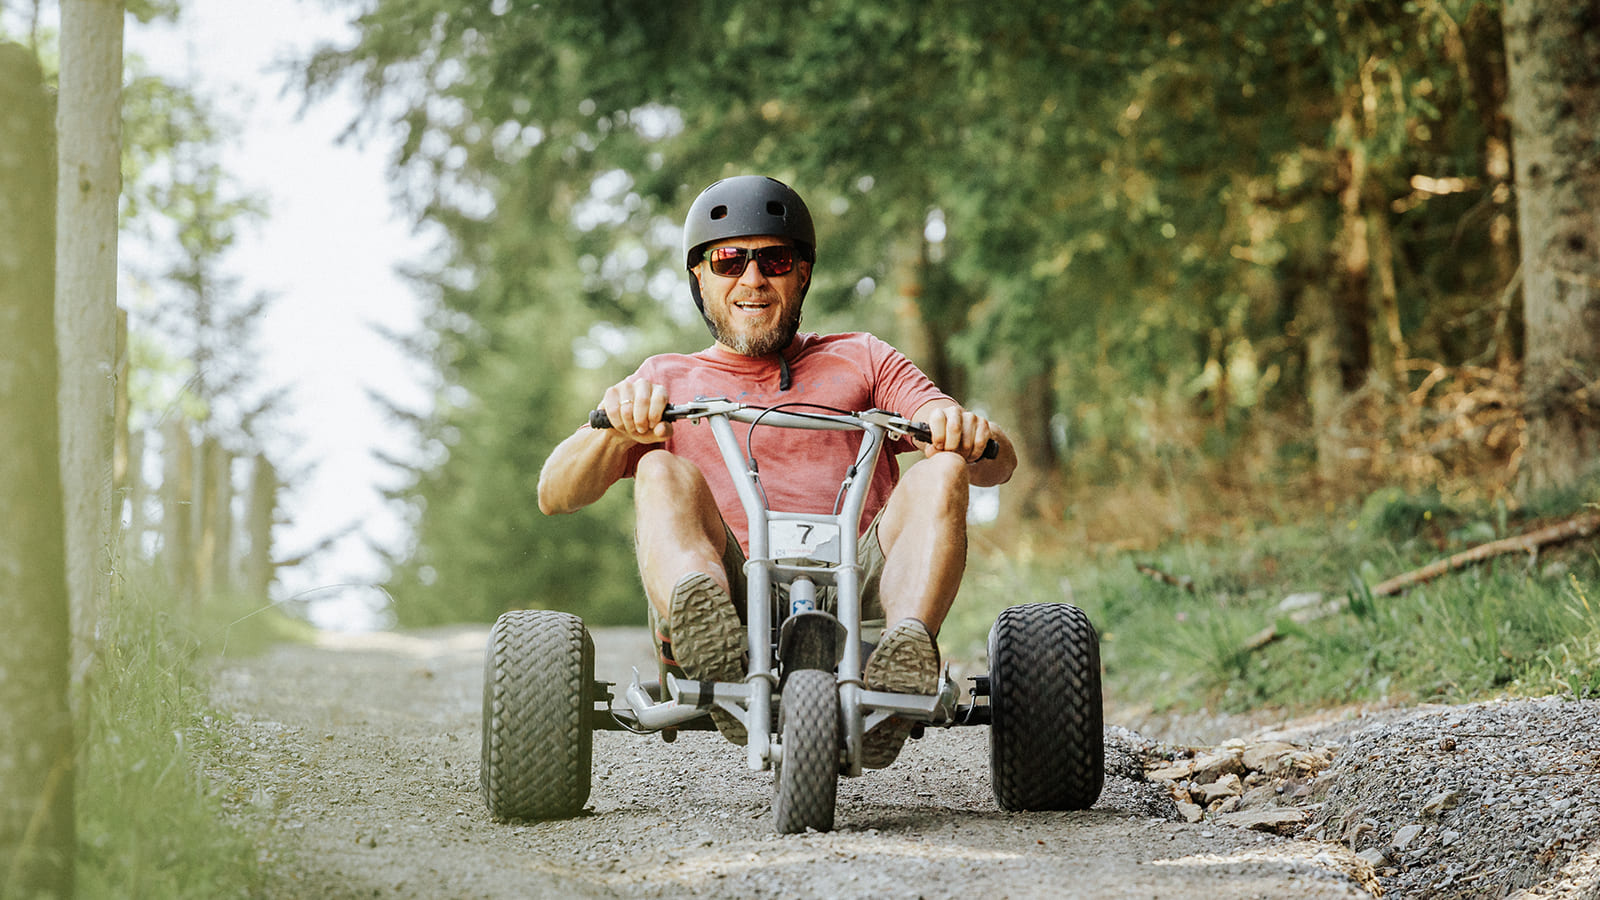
[694,235,811,357]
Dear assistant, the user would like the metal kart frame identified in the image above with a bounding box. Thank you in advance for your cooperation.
[598,398,989,776]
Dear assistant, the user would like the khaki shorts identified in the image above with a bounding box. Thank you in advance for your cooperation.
[652,513,887,665]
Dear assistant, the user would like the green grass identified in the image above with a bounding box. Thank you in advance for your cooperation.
[951,491,1600,719]
[74,575,310,899]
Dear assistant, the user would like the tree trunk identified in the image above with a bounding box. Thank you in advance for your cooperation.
[889,237,972,402]
[0,42,76,900]
[911,248,971,403]
[1365,205,1408,390]
[1301,282,1346,482]
[199,437,234,597]
[216,444,235,594]
[1332,93,1374,394]
[55,0,125,674]
[995,360,1062,523]
[124,429,147,563]
[1504,0,1600,498]
[245,455,278,601]
[1459,6,1520,368]
[163,419,196,608]
[113,305,129,589]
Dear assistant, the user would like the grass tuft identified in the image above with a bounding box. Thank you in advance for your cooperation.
[954,493,1600,720]
[73,572,304,898]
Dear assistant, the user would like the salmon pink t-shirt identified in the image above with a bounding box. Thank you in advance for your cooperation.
[616,332,951,552]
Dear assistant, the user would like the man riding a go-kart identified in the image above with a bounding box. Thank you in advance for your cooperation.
[483,176,1103,833]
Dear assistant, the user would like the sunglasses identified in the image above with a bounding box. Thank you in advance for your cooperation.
[705,244,798,278]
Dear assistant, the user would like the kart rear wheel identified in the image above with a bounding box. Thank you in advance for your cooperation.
[773,669,839,833]
[481,609,594,820]
[987,602,1104,811]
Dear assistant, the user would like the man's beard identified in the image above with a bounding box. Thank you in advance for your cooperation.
[708,294,803,357]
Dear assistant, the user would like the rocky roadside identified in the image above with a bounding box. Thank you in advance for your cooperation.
[1131,696,1600,898]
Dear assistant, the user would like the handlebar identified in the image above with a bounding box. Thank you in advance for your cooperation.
[589,402,999,461]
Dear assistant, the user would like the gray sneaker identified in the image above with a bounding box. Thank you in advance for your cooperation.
[667,573,747,744]
[861,618,939,769]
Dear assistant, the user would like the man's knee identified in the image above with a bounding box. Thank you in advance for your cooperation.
[635,450,708,501]
[633,451,724,552]
[907,452,970,508]
[880,452,970,548]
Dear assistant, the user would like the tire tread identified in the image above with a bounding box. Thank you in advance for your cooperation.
[773,669,839,833]
[481,610,594,820]
[988,602,1104,811]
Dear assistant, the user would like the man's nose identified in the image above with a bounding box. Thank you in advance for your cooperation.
[737,257,769,285]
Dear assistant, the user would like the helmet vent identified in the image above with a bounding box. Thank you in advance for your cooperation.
[767,201,786,217]
[710,204,729,220]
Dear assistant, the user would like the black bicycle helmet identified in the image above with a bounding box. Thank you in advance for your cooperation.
[683,176,816,326]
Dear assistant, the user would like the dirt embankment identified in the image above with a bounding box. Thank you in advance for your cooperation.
[206,626,1600,899]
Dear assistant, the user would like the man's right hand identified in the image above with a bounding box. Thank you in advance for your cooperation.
[600,380,672,444]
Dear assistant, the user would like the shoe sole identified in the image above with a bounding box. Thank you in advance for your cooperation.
[668,573,747,744]
[861,619,939,768]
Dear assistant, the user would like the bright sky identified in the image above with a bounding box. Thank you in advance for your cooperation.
[126,0,430,630]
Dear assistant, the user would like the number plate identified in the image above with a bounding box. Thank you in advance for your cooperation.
[768,522,841,564]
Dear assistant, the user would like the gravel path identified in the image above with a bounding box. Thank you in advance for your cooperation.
[204,625,1600,898]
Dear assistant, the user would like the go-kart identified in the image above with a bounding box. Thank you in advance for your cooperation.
[481,399,1104,833]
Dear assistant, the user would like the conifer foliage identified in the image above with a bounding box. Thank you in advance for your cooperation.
[303,0,1597,624]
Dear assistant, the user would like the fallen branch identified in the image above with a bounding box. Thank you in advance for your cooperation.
[1243,509,1600,652]
[1371,510,1600,597]
[1242,625,1281,652]
[1135,563,1196,593]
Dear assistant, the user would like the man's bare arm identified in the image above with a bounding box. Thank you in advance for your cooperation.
[536,427,637,515]
[537,379,673,515]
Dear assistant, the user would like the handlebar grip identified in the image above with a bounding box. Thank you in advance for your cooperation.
[591,407,690,429]
[591,407,691,430]
[907,423,999,460]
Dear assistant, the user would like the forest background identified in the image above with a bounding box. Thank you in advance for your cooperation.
[297,0,1599,628]
[4,0,1597,646]
[4,1,1599,896]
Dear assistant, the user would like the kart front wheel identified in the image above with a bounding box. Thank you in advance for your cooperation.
[773,669,840,833]
[481,609,594,820]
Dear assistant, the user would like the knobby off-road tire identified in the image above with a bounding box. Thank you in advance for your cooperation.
[481,609,594,820]
[988,602,1105,811]
[773,669,840,833]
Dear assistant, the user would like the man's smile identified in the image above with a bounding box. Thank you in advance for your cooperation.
[730,290,779,318]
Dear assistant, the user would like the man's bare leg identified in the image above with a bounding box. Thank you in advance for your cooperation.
[632,450,748,742]
[632,450,729,621]
[857,451,967,767]
[875,451,971,635]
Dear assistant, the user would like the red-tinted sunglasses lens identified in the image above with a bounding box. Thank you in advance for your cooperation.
[706,245,797,278]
